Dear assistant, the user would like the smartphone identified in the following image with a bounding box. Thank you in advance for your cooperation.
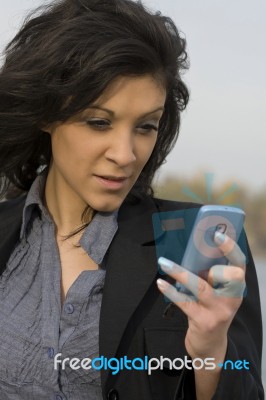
[176,205,245,292]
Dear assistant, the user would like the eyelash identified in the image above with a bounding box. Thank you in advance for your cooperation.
[86,119,159,133]
[86,119,110,130]
[138,124,159,133]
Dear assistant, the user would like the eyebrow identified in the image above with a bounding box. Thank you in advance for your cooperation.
[86,105,165,118]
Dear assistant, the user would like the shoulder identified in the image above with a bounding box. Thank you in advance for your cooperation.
[151,197,201,212]
[0,195,26,274]
[122,195,201,214]
[0,194,26,213]
[0,195,26,224]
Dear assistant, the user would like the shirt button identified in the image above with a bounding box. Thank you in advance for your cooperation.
[47,347,54,358]
[64,303,74,314]
[107,388,119,400]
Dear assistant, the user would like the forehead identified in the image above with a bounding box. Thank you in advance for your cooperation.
[92,75,166,110]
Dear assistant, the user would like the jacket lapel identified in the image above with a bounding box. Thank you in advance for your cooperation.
[99,197,160,385]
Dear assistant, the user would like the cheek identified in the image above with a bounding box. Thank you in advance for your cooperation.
[51,132,87,167]
[137,136,158,167]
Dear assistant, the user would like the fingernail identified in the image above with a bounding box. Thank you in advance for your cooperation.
[158,257,175,271]
[214,231,226,244]
[157,278,169,290]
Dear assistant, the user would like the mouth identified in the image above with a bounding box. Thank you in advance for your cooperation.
[97,175,128,181]
[94,174,129,190]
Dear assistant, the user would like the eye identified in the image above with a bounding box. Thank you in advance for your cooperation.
[86,118,111,130]
[137,123,159,134]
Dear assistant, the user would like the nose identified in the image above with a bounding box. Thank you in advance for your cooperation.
[105,132,136,167]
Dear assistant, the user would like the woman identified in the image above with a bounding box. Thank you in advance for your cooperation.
[0,0,263,399]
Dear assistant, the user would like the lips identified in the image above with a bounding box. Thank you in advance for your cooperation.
[94,174,129,190]
[98,175,128,181]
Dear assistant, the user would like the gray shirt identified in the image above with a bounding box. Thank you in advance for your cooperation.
[0,173,118,400]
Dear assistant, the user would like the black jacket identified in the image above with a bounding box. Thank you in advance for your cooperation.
[0,195,264,400]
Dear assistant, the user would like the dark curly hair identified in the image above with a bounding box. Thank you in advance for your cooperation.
[0,0,189,200]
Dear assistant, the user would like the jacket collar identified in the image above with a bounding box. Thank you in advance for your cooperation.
[0,195,26,274]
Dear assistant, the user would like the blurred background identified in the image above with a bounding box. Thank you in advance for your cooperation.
[0,0,265,388]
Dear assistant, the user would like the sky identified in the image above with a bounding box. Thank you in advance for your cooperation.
[0,0,265,193]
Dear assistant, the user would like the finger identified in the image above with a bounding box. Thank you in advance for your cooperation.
[157,279,196,312]
[209,264,246,298]
[158,257,211,301]
[214,232,246,269]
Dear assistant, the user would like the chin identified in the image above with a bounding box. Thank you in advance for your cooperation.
[88,198,124,213]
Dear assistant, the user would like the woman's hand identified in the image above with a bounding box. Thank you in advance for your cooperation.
[156,232,246,399]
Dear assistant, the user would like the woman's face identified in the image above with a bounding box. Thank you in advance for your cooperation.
[46,75,166,212]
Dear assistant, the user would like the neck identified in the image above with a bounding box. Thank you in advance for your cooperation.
[44,167,93,236]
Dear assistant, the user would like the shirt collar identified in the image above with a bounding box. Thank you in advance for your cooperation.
[20,170,118,265]
[20,170,49,239]
[79,210,118,265]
